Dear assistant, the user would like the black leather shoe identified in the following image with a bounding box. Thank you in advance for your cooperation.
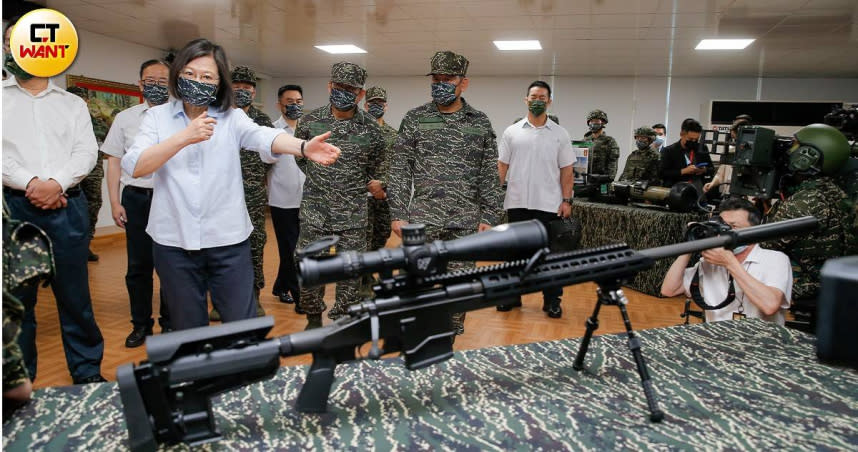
[277,292,295,304]
[294,302,306,314]
[87,249,99,262]
[125,327,151,348]
[74,374,107,385]
[542,297,560,312]
[496,300,523,311]
[547,304,563,319]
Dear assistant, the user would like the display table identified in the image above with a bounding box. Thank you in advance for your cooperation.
[4,320,856,450]
[572,200,706,296]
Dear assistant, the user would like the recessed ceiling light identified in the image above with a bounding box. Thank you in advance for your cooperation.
[314,44,367,54]
[695,39,755,50]
[493,40,542,51]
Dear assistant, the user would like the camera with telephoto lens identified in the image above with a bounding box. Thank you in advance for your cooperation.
[684,218,732,242]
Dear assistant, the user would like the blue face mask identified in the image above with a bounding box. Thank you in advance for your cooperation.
[330,88,357,111]
[285,103,303,119]
[367,102,385,119]
[654,135,665,145]
[732,244,748,254]
[142,83,169,105]
[177,76,218,106]
[234,88,253,108]
[431,81,458,106]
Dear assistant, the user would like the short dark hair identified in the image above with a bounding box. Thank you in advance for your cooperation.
[167,38,232,112]
[527,80,551,99]
[681,118,703,134]
[278,84,303,98]
[718,197,761,226]
[139,59,170,79]
[652,123,666,131]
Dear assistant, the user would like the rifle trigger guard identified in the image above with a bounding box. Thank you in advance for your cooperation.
[367,303,382,359]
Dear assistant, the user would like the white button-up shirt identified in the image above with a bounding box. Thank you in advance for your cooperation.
[2,77,98,191]
[122,99,282,250]
[101,102,154,189]
[268,115,305,209]
[683,244,792,325]
[499,117,576,213]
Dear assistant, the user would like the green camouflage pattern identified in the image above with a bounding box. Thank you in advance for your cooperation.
[297,226,366,319]
[331,62,367,88]
[2,203,54,392]
[79,152,104,239]
[634,126,657,138]
[766,176,855,300]
[388,99,504,228]
[424,225,471,334]
[581,133,620,179]
[427,50,469,76]
[365,86,387,102]
[574,200,706,296]
[367,121,397,250]
[241,105,274,292]
[619,147,661,184]
[5,320,858,449]
[231,66,258,85]
[294,105,385,230]
[587,109,608,123]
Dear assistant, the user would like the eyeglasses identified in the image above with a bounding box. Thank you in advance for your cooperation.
[180,69,219,84]
[142,78,168,87]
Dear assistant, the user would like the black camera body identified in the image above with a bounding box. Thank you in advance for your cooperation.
[684,219,732,242]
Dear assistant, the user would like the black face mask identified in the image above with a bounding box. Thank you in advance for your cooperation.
[685,140,699,150]
[142,84,169,105]
[234,88,253,108]
[177,77,218,106]
[367,102,385,119]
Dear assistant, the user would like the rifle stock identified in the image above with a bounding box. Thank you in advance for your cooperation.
[118,217,818,451]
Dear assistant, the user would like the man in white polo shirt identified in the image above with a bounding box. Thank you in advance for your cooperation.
[661,198,793,325]
[497,80,576,318]
[269,84,306,312]
[103,59,172,348]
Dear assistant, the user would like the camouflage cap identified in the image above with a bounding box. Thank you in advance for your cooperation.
[331,62,367,88]
[634,126,657,138]
[231,66,258,85]
[366,86,387,102]
[427,50,469,76]
[587,109,608,124]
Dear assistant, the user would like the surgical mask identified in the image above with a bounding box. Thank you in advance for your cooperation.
[732,245,748,254]
[142,83,168,105]
[367,102,385,119]
[635,140,650,150]
[588,122,604,132]
[234,88,253,108]
[431,81,458,106]
[3,52,33,80]
[177,76,218,107]
[654,135,665,145]
[330,88,357,111]
[528,100,547,117]
[284,103,303,120]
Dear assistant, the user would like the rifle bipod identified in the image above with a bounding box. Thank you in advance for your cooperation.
[572,280,665,422]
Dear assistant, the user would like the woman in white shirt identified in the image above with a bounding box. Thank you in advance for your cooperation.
[122,38,340,330]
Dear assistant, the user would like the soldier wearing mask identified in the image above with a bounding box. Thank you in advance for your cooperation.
[619,126,661,184]
[270,84,306,312]
[294,62,386,329]
[765,124,856,330]
[582,109,620,180]
[363,86,396,252]
[388,50,504,337]
[209,66,273,321]
[103,59,172,347]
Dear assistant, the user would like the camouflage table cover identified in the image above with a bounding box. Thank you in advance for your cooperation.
[574,200,707,296]
[4,320,857,450]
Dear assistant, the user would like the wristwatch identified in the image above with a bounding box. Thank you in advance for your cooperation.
[562,197,574,205]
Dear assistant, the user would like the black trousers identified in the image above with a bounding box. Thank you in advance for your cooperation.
[507,208,563,302]
[122,186,169,331]
[270,206,301,305]
[5,189,104,382]
[153,239,255,330]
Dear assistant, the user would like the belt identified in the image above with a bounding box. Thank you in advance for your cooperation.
[4,186,82,197]
[125,185,154,194]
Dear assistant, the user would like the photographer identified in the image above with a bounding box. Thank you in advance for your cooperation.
[660,198,792,325]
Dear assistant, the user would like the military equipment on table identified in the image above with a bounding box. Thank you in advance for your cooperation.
[610,181,702,213]
[117,217,819,451]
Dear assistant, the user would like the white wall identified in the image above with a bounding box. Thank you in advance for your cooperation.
[263,74,858,179]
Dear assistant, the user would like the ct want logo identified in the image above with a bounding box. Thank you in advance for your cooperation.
[9,9,78,77]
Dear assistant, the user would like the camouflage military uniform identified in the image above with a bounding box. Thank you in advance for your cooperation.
[367,121,397,250]
[388,96,504,334]
[2,203,54,395]
[241,105,274,296]
[619,148,660,183]
[583,132,620,179]
[295,97,385,319]
[79,152,104,240]
[766,177,854,300]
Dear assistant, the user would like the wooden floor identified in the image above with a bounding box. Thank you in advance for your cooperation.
[30,214,693,389]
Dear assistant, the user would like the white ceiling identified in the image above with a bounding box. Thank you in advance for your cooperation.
[37,0,858,78]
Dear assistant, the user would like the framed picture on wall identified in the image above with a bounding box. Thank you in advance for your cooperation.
[65,75,143,145]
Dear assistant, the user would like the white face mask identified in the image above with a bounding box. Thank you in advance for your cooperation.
[732,244,748,254]
[654,135,665,145]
